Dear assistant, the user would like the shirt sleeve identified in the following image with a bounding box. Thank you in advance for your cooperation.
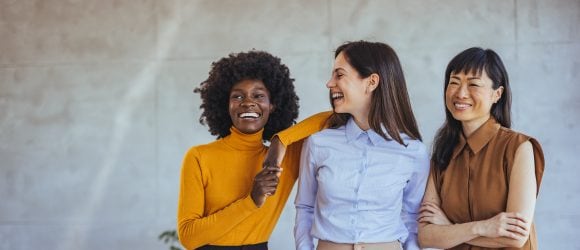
[276,111,332,147]
[177,147,259,250]
[294,138,318,250]
[401,143,430,250]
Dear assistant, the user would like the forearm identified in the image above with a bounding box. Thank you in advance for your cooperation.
[294,206,315,250]
[177,195,258,249]
[265,136,286,166]
[418,222,480,249]
[467,235,527,248]
[275,111,331,146]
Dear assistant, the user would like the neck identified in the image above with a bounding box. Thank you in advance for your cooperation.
[351,109,370,131]
[461,114,491,137]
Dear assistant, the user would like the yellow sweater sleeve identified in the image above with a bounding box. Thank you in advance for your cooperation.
[177,147,259,250]
[276,111,332,178]
[276,111,332,147]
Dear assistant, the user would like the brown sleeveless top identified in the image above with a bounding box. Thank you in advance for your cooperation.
[432,118,545,250]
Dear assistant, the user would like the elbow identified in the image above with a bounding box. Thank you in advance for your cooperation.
[176,228,189,250]
[417,226,434,248]
[508,237,528,248]
[417,233,434,249]
[177,223,196,250]
[417,225,449,249]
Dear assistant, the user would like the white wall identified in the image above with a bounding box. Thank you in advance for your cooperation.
[1,0,579,249]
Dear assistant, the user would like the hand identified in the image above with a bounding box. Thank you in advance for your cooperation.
[250,166,282,208]
[263,136,286,169]
[475,212,530,240]
[418,201,452,225]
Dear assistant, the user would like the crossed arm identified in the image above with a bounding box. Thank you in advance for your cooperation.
[417,141,537,249]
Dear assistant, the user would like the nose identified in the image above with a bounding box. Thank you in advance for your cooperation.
[241,98,256,107]
[456,84,469,98]
[326,78,335,88]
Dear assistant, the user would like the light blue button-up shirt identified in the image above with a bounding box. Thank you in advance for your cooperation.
[294,118,429,250]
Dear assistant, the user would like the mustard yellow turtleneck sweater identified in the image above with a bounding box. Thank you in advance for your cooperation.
[177,111,331,249]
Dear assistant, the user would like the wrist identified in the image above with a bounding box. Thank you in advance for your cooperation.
[471,221,483,237]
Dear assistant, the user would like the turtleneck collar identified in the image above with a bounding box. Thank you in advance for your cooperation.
[222,126,265,151]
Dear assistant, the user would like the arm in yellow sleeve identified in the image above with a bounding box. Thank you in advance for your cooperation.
[276,111,332,146]
[270,111,331,178]
[264,111,331,171]
[177,147,258,250]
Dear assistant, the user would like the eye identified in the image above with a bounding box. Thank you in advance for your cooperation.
[254,93,266,99]
[230,94,243,100]
[448,81,460,86]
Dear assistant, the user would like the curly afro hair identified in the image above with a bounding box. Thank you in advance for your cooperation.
[194,50,299,141]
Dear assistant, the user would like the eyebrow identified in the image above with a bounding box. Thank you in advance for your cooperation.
[450,75,481,80]
[230,86,268,92]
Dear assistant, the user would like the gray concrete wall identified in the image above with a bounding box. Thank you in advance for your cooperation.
[1,0,578,249]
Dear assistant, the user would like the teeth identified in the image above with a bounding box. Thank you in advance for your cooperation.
[454,103,471,109]
[239,112,260,118]
[331,92,344,99]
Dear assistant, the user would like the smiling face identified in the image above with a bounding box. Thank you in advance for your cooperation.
[445,69,503,133]
[228,79,273,134]
[326,52,374,119]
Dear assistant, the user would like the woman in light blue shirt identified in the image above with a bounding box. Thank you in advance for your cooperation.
[294,41,430,250]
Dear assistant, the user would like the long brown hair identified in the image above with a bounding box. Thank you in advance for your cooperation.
[328,41,422,145]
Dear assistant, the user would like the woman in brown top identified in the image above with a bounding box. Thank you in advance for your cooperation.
[417,47,545,250]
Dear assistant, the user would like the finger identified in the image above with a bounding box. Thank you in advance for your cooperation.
[259,174,280,183]
[499,228,523,240]
[419,205,438,214]
[265,168,283,177]
[418,207,433,214]
[262,161,280,169]
[264,166,282,172]
[505,231,523,240]
[422,201,436,206]
[508,218,529,232]
[422,201,441,209]
[498,228,514,239]
[255,169,275,179]
[505,214,529,230]
[417,212,431,220]
[260,187,277,196]
[257,170,280,180]
[506,212,528,223]
[418,216,434,224]
[422,203,443,213]
[506,224,528,237]
[259,180,280,187]
[254,179,278,190]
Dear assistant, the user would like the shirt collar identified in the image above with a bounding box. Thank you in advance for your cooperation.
[452,118,500,158]
[345,117,385,146]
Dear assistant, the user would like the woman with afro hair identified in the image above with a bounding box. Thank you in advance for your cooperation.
[177,50,331,250]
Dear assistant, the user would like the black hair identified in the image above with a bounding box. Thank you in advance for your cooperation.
[194,50,299,141]
[432,47,511,171]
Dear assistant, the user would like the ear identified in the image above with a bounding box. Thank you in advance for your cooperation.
[493,86,504,103]
[269,103,275,112]
[368,73,380,92]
